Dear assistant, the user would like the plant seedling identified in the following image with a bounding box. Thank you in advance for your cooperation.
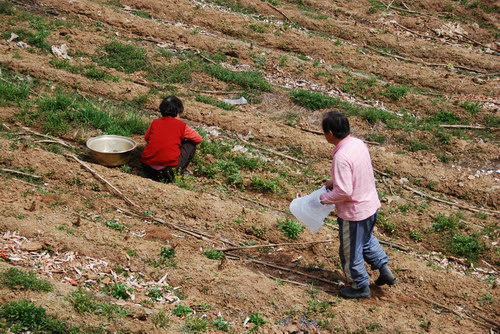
[171,304,193,317]
[203,249,224,260]
[277,218,304,240]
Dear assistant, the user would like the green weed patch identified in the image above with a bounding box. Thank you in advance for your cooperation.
[95,41,149,73]
[0,268,52,292]
[290,89,337,110]
[0,300,68,334]
[381,84,409,101]
[448,233,484,262]
[204,64,271,91]
[147,61,201,84]
[8,28,50,51]
[277,218,304,240]
[0,77,31,106]
[22,92,148,136]
[68,288,130,318]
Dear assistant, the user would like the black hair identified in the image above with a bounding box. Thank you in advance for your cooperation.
[322,111,350,139]
[159,96,184,117]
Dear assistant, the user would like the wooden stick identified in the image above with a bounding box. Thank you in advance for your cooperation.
[246,258,342,286]
[373,168,391,177]
[364,46,486,74]
[217,239,334,252]
[199,53,217,64]
[237,135,306,165]
[300,127,322,135]
[1,123,10,131]
[34,139,71,147]
[393,21,435,40]
[459,34,499,53]
[64,154,139,208]
[263,272,338,293]
[416,294,498,329]
[190,88,245,95]
[0,168,42,179]
[268,3,292,23]
[437,124,488,130]
[383,177,395,196]
[236,195,288,213]
[402,184,499,215]
[379,240,409,252]
[476,314,500,330]
[263,272,309,287]
[21,126,72,147]
[114,205,238,246]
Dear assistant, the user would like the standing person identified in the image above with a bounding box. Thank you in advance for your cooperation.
[319,111,396,299]
[142,96,202,182]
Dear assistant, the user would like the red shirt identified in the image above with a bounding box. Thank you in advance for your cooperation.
[141,117,202,167]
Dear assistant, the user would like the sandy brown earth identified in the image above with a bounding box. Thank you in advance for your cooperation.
[0,0,498,333]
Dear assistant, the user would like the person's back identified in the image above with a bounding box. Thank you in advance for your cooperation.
[142,116,187,167]
[331,136,380,221]
[141,96,202,181]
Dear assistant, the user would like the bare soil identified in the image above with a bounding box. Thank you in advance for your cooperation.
[0,0,498,333]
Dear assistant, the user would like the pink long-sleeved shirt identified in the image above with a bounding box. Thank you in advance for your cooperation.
[319,136,380,221]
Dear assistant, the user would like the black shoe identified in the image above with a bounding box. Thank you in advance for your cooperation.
[339,286,371,299]
[375,264,397,286]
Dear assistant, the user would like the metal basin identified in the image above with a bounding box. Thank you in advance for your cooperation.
[86,135,136,167]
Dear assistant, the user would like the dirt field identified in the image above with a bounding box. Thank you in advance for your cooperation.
[0,0,498,333]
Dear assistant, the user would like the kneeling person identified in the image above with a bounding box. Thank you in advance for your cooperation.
[142,96,202,182]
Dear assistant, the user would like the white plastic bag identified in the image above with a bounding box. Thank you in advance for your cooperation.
[289,186,334,233]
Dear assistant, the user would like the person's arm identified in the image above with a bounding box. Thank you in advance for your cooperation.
[320,158,352,204]
[184,125,203,144]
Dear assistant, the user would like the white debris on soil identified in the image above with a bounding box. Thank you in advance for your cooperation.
[16,41,28,49]
[51,44,71,60]
[415,251,499,285]
[1,231,180,304]
[434,23,468,39]
[6,33,18,42]
[232,145,248,153]
[224,96,248,105]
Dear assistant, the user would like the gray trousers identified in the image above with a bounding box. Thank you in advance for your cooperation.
[338,211,389,289]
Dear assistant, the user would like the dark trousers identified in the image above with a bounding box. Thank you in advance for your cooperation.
[338,211,389,289]
[143,140,197,182]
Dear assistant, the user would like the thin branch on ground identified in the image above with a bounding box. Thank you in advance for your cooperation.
[189,88,245,95]
[217,239,334,252]
[262,272,338,293]
[364,45,486,74]
[300,127,322,135]
[374,168,391,177]
[379,240,409,251]
[268,3,292,22]
[239,257,342,286]
[34,139,71,147]
[236,194,288,214]
[237,135,306,165]
[416,294,499,330]
[64,154,139,208]
[20,126,73,147]
[0,168,42,179]
[114,205,238,246]
[402,184,500,215]
[392,21,435,40]
[437,124,488,130]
